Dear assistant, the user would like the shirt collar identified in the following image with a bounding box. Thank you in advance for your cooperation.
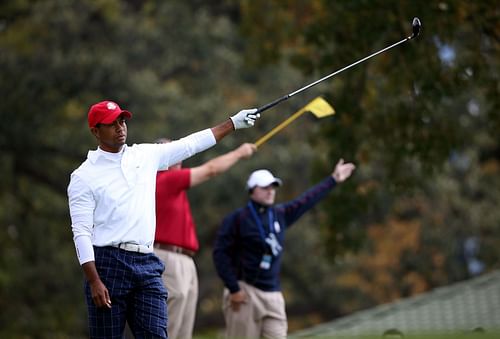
[250,199,270,214]
[88,145,127,164]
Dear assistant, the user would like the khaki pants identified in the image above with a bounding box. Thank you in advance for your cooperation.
[155,248,198,339]
[223,281,287,339]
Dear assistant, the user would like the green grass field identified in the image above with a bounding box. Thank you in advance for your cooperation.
[193,330,500,339]
[300,334,499,339]
[295,331,499,339]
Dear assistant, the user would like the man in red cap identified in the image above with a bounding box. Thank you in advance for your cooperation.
[67,100,260,339]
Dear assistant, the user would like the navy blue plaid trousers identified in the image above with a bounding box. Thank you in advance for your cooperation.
[85,246,168,339]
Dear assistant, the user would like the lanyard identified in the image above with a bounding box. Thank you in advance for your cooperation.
[247,201,274,242]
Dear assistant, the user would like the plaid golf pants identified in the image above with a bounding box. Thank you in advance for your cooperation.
[85,246,168,339]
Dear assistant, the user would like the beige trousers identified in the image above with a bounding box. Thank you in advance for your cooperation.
[223,281,287,339]
[155,248,198,339]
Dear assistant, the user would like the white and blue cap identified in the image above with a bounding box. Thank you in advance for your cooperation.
[246,169,282,190]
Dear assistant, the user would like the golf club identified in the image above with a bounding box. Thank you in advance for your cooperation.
[255,17,422,114]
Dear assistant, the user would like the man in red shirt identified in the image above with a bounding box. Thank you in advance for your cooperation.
[154,141,256,339]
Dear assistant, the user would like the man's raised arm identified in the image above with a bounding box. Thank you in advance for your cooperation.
[190,143,256,187]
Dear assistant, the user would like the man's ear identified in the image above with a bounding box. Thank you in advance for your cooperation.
[90,127,100,139]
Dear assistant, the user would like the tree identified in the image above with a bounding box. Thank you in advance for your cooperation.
[1,0,498,336]
[237,0,500,326]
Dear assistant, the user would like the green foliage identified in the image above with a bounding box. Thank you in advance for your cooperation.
[1,0,498,337]
[239,0,500,330]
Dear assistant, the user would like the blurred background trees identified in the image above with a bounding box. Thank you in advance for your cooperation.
[0,0,498,337]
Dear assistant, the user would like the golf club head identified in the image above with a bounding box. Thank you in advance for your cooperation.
[411,17,421,39]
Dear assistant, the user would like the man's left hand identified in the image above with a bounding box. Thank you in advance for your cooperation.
[332,158,356,182]
[230,109,260,129]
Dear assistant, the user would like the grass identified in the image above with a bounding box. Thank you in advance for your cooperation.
[291,331,500,339]
[193,330,500,339]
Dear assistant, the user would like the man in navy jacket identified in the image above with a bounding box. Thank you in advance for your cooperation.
[213,159,355,339]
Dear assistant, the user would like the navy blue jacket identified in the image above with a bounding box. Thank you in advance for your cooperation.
[213,176,336,293]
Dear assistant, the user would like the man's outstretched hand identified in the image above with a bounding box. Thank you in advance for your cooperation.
[230,108,260,129]
[332,158,356,183]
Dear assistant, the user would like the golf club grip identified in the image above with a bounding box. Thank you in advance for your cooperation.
[256,95,290,114]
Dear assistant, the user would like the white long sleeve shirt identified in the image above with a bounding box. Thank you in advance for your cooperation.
[67,129,216,265]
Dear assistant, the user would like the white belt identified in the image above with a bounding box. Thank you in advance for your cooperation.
[112,243,153,254]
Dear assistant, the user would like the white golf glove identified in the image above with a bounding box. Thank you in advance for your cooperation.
[230,108,260,129]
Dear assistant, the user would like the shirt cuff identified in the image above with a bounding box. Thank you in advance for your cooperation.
[227,281,241,294]
[74,235,95,265]
[328,175,337,186]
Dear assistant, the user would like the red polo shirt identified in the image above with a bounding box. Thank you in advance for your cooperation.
[155,168,199,252]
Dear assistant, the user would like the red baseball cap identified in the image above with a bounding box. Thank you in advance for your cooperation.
[87,100,132,128]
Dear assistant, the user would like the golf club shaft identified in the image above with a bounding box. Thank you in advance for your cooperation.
[256,36,414,114]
